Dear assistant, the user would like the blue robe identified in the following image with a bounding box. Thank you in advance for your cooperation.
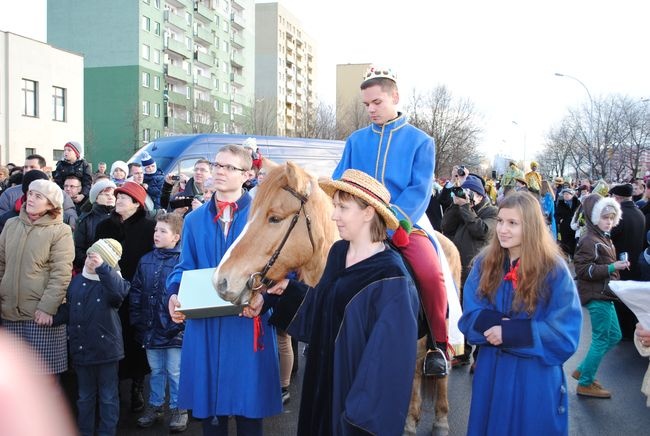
[333,114,435,223]
[458,257,582,436]
[166,193,281,419]
[541,192,557,239]
[288,241,419,436]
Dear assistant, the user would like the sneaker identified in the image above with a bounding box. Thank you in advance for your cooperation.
[169,408,189,433]
[137,405,164,428]
[281,387,291,405]
[451,355,470,369]
[577,383,612,399]
[423,348,448,377]
[571,370,602,388]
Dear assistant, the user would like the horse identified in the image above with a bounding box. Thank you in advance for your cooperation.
[214,162,462,435]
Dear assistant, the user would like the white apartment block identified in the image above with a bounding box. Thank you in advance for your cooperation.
[255,2,316,136]
[0,31,83,168]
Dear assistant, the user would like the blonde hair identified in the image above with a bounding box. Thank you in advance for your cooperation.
[540,180,555,200]
[217,144,253,171]
[476,191,561,314]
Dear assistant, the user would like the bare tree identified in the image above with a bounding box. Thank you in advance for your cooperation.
[336,99,368,140]
[296,101,337,139]
[405,86,484,177]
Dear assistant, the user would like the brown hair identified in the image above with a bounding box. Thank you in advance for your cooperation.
[360,77,398,93]
[336,190,387,242]
[540,180,555,201]
[217,144,253,171]
[476,191,561,314]
[156,212,184,237]
[195,159,211,168]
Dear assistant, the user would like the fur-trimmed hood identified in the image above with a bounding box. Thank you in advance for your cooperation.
[582,193,622,231]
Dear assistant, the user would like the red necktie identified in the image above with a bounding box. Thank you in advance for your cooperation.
[504,260,520,290]
[213,200,239,222]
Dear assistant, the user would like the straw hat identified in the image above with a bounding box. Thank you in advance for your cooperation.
[319,169,399,230]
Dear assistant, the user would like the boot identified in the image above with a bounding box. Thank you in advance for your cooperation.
[577,383,611,398]
[131,379,145,413]
[169,408,189,432]
[137,405,163,428]
[571,370,602,388]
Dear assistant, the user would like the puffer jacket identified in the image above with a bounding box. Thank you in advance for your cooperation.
[0,207,74,320]
[73,203,114,270]
[573,194,622,305]
[53,158,93,198]
[143,170,165,209]
[129,247,183,348]
[54,263,130,365]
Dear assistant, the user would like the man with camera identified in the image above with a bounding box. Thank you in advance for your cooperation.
[162,159,211,215]
[439,165,470,212]
[441,175,498,368]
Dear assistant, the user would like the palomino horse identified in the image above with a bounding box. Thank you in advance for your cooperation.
[214,162,461,435]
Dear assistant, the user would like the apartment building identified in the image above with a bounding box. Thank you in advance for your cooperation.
[255,2,316,137]
[0,31,83,166]
[48,0,254,165]
[335,63,370,139]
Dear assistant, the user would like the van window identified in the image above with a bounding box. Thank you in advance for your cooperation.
[180,157,206,177]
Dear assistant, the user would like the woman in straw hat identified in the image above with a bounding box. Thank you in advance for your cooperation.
[243,169,420,436]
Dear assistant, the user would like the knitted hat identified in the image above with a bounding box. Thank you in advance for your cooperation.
[530,161,539,169]
[362,64,397,85]
[89,179,117,204]
[114,181,147,208]
[141,152,155,167]
[21,170,49,195]
[28,180,63,209]
[609,183,633,198]
[64,141,82,159]
[110,160,129,176]
[87,238,122,269]
[554,176,564,185]
[319,169,399,230]
[461,175,486,197]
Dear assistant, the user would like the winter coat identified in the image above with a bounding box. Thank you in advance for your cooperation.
[53,158,93,198]
[573,194,622,305]
[611,200,646,281]
[143,170,165,209]
[54,264,130,365]
[0,207,74,320]
[0,185,78,230]
[130,247,184,348]
[555,197,579,238]
[73,203,114,270]
[441,197,497,284]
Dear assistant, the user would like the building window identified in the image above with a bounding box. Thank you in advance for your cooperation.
[143,128,151,143]
[153,49,161,64]
[186,111,191,124]
[185,11,192,25]
[223,102,229,114]
[22,79,38,117]
[153,75,160,90]
[142,16,151,31]
[154,129,160,139]
[186,36,192,50]
[143,0,150,4]
[185,87,191,99]
[154,0,160,9]
[25,147,36,157]
[154,102,161,118]
[52,86,66,122]
[154,21,161,35]
[142,72,150,87]
[53,149,64,161]
[142,100,150,116]
[213,99,219,111]
[142,44,150,60]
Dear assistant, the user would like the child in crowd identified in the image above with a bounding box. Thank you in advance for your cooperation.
[130,213,187,432]
[110,161,129,187]
[54,239,130,436]
[141,152,165,209]
[573,194,630,398]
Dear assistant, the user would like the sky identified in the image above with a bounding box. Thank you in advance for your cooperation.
[3,0,650,162]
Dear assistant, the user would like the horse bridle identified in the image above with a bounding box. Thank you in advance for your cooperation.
[247,186,315,291]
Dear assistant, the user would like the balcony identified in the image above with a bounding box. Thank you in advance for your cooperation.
[231,33,244,49]
[166,0,187,9]
[194,3,213,23]
[194,26,213,44]
[164,10,188,30]
[167,90,188,107]
[232,93,248,106]
[231,0,245,10]
[165,63,190,82]
[230,72,245,87]
[194,50,214,67]
[194,74,213,89]
[230,13,245,30]
[230,51,244,68]
[164,38,191,59]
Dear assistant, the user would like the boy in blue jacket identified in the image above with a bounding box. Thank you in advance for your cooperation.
[54,238,129,436]
[130,213,186,432]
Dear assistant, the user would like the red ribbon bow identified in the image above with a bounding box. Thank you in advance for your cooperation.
[504,260,520,290]
[213,200,239,222]
[253,315,264,352]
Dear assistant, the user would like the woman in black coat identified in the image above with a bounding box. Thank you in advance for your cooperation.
[554,188,580,258]
[95,181,156,412]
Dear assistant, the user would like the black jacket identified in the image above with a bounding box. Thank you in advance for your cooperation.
[53,159,93,198]
[73,203,114,270]
[611,200,646,280]
[555,197,579,239]
[54,264,130,365]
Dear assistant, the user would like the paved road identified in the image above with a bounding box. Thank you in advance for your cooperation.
[106,309,649,435]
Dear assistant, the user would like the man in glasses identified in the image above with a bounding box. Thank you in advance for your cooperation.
[166,145,282,434]
[164,159,211,214]
[333,64,452,376]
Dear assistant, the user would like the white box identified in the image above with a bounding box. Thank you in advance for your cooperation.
[177,267,243,318]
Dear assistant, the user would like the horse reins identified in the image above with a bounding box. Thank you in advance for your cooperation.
[247,186,315,291]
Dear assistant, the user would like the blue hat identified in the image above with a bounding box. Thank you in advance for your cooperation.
[141,151,155,167]
[461,175,486,197]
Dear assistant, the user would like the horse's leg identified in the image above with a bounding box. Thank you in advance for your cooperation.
[432,376,450,436]
[404,338,426,435]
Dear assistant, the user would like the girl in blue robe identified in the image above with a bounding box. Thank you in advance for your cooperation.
[459,191,582,436]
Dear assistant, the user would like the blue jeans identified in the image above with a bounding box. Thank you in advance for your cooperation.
[75,362,119,436]
[577,300,622,385]
[146,347,182,408]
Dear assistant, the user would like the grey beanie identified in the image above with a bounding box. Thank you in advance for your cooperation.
[89,179,117,204]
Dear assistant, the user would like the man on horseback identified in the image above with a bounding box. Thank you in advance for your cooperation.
[333,64,450,376]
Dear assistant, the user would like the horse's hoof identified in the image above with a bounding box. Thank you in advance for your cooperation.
[403,417,417,435]
[432,417,449,436]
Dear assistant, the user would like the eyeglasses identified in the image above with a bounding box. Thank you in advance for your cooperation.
[211,162,247,173]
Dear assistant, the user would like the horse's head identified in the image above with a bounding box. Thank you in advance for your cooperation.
[213,162,337,305]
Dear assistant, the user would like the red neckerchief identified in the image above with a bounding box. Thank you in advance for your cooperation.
[504,259,520,290]
[253,315,264,352]
[212,200,239,223]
